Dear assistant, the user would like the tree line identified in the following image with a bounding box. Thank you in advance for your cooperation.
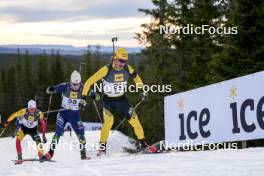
[0,46,111,136]
[134,0,264,145]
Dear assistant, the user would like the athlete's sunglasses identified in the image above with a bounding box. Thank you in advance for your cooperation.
[28,108,36,113]
[117,59,127,64]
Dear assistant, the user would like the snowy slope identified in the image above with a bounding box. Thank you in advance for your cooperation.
[0,131,264,176]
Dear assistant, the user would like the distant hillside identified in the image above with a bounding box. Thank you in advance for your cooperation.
[0,54,81,71]
[0,52,142,71]
[0,44,143,56]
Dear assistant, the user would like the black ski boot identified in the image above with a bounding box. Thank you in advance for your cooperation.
[80,150,91,160]
[17,153,22,164]
[42,134,58,160]
[138,139,158,153]
[42,150,54,161]
[38,151,44,162]
[78,136,91,160]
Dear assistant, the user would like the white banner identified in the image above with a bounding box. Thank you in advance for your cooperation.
[83,122,102,131]
[165,71,264,147]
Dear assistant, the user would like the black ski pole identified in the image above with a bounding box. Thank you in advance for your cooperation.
[0,115,7,137]
[0,126,7,137]
[43,108,65,114]
[93,100,102,123]
[45,94,52,132]
[111,37,118,60]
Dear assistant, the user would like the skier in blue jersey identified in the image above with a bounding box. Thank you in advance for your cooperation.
[43,70,90,160]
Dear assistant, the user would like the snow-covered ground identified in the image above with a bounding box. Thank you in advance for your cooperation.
[1,131,264,176]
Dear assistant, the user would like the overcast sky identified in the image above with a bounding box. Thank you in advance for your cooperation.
[0,0,153,47]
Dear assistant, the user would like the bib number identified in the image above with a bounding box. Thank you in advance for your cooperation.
[62,95,80,110]
[68,99,78,105]
[103,81,127,97]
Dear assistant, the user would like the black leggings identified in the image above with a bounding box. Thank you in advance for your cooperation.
[19,125,41,142]
[103,95,133,120]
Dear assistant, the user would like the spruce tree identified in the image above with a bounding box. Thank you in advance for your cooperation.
[208,0,264,82]
[22,51,34,100]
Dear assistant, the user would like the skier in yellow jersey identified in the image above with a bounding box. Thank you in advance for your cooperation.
[79,48,157,156]
[3,100,46,164]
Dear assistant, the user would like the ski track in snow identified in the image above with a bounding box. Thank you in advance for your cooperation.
[0,131,264,176]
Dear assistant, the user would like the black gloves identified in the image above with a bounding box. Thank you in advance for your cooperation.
[78,96,87,110]
[46,86,56,94]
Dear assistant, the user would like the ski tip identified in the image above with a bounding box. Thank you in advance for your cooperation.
[12,158,57,164]
[82,157,92,160]
[14,162,23,165]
